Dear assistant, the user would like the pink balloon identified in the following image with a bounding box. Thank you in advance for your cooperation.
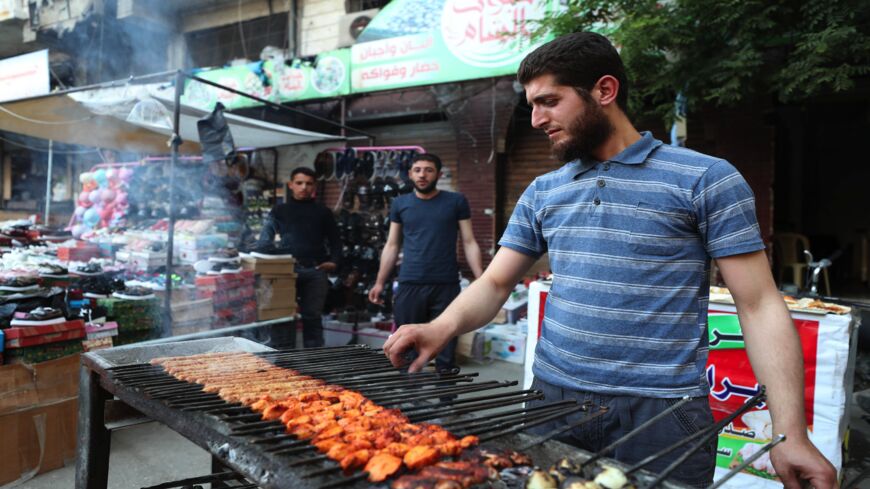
[89,191,102,205]
[115,192,128,206]
[72,224,85,239]
[101,189,116,203]
[74,206,86,218]
[120,168,134,181]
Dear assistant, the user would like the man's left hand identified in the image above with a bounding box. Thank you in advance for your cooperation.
[770,435,838,489]
[316,262,337,272]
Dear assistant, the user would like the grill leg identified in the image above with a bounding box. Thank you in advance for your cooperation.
[75,366,112,489]
[211,456,230,488]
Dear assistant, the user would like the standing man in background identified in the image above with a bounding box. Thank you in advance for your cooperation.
[369,153,483,372]
[258,167,341,348]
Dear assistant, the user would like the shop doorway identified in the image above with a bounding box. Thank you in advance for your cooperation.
[773,96,870,299]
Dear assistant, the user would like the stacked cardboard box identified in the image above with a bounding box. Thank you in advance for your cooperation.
[0,354,79,485]
[82,321,118,351]
[174,233,229,265]
[171,298,214,335]
[2,320,86,364]
[196,271,256,327]
[114,250,167,272]
[57,243,101,262]
[242,256,297,321]
[97,297,161,345]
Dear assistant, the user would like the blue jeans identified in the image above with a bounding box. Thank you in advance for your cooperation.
[393,283,460,371]
[528,377,716,488]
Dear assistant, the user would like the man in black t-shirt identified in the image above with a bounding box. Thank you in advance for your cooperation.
[258,167,341,348]
[368,154,483,371]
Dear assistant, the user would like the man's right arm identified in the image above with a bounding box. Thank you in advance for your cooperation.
[368,222,403,304]
[383,247,536,371]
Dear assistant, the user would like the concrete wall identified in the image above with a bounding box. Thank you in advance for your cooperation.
[299,0,344,56]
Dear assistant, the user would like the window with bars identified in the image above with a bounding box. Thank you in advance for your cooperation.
[346,0,391,13]
[185,14,288,68]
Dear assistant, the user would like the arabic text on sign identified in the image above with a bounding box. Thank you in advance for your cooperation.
[357,35,435,63]
[450,0,534,47]
[706,364,765,408]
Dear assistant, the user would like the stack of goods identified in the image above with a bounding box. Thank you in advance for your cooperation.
[241,253,297,321]
[195,270,256,328]
[0,221,38,247]
[170,298,214,336]
[37,262,71,289]
[32,225,73,244]
[82,321,118,351]
[243,181,272,245]
[202,248,243,275]
[115,239,167,273]
[126,163,204,224]
[2,308,85,364]
[97,296,161,345]
[334,210,392,314]
[173,220,226,264]
[57,242,102,263]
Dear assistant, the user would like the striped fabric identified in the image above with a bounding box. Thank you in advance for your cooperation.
[500,132,765,397]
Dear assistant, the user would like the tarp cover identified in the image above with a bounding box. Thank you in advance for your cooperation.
[0,83,341,154]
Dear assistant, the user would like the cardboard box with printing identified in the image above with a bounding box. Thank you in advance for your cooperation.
[0,354,79,485]
[242,256,295,275]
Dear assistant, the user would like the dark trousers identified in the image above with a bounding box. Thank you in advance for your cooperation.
[528,377,716,488]
[295,266,329,348]
[393,283,461,371]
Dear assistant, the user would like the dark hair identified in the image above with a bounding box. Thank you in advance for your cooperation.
[412,153,442,172]
[517,32,629,113]
[290,167,316,180]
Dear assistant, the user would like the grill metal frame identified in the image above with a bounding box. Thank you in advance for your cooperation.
[74,337,698,489]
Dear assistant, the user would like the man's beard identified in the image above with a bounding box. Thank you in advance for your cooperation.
[415,179,438,194]
[551,93,614,163]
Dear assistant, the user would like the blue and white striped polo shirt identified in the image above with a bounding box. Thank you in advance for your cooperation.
[500,132,764,398]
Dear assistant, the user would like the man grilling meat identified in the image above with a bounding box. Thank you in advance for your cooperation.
[383,32,836,489]
[257,167,341,348]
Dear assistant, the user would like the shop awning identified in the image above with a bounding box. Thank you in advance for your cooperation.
[0,83,342,155]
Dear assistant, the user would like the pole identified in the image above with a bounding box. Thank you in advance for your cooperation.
[44,140,53,224]
[163,71,185,338]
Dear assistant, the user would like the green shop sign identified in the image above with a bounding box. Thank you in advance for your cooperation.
[182,49,352,111]
[708,314,744,350]
[350,0,558,93]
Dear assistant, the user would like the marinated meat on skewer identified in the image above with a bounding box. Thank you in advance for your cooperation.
[152,352,489,484]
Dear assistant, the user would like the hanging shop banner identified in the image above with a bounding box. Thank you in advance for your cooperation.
[350,0,557,93]
[706,306,853,488]
[182,49,351,111]
[0,49,50,103]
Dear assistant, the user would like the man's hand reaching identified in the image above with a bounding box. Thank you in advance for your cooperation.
[383,322,456,372]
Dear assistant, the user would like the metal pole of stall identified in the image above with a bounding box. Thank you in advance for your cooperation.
[44,140,53,224]
[162,71,185,337]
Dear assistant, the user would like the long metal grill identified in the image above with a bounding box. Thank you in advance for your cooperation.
[76,337,769,489]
